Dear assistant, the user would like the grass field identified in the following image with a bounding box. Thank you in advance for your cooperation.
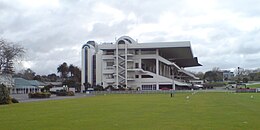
[1,92,260,130]
[247,83,260,88]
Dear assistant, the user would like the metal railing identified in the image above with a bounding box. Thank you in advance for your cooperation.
[87,89,236,95]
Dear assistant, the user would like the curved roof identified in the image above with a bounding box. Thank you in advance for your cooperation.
[116,36,137,44]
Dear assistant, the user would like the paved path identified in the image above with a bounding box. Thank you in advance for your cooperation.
[11,93,94,103]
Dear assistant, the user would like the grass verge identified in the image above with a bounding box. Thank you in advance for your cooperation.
[1,92,260,130]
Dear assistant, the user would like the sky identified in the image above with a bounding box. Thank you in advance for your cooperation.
[1,0,260,75]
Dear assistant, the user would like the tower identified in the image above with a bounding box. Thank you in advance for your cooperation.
[81,41,97,92]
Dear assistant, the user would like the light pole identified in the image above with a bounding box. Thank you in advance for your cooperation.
[237,67,242,88]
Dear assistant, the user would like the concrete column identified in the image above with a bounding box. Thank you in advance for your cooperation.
[156,59,159,75]
[116,42,119,87]
[125,43,128,88]
[139,59,142,68]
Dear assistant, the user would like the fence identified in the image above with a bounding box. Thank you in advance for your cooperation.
[236,88,260,93]
[88,89,236,95]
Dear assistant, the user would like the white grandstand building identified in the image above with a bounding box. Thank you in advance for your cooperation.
[81,36,201,92]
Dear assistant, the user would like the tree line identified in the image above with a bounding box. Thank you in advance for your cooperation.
[14,62,82,91]
[194,67,260,83]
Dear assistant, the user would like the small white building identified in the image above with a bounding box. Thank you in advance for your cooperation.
[81,36,201,92]
[11,78,45,94]
[0,75,46,94]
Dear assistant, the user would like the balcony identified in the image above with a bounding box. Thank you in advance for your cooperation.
[105,78,115,83]
[127,76,135,81]
[102,55,114,60]
[103,67,115,74]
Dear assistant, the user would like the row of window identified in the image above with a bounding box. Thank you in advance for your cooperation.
[106,62,139,68]
[141,84,157,90]
[105,74,153,79]
[104,49,157,55]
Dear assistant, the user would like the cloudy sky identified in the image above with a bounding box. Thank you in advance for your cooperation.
[1,0,260,75]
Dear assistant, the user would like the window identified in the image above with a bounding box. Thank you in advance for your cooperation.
[141,49,156,54]
[135,50,139,55]
[135,75,139,78]
[107,61,114,67]
[141,75,153,78]
[106,61,114,69]
[106,74,114,79]
[128,50,134,54]
[141,84,156,90]
[105,50,114,55]
[135,63,139,68]
[118,40,125,44]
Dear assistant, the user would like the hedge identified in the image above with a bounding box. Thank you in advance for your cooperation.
[28,92,51,98]
[0,84,12,105]
[56,90,75,96]
[203,82,227,88]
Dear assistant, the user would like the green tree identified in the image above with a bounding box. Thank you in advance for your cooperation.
[0,84,12,105]
[47,73,58,82]
[69,64,75,77]
[19,68,36,80]
[72,66,81,82]
[57,62,69,79]
[68,64,81,82]
[248,72,260,81]
[33,75,42,81]
[242,77,249,83]
[204,71,223,82]
[94,85,104,91]
[195,72,204,79]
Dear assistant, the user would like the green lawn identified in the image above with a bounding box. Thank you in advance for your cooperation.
[1,92,260,130]
[247,84,260,88]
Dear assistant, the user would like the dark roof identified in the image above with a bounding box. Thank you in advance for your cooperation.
[159,47,193,59]
[173,57,202,67]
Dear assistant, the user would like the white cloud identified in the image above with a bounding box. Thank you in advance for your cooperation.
[17,0,60,8]
[93,2,125,25]
[1,0,260,74]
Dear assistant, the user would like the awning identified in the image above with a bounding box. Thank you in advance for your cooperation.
[172,57,202,67]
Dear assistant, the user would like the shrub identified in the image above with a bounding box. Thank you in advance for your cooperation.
[56,90,67,96]
[105,85,116,91]
[118,85,126,91]
[67,91,75,96]
[11,98,19,103]
[94,85,104,91]
[203,82,227,88]
[56,90,75,96]
[243,78,249,83]
[28,92,51,98]
[0,84,12,105]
